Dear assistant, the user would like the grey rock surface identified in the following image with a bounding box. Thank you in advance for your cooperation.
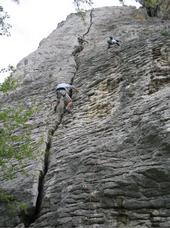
[0,5,170,228]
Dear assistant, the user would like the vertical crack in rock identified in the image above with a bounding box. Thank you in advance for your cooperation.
[71,8,94,82]
[82,8,94,38]
[25,115,64,227]
[23,9,94,227]
[71,8,94,97]
[72,9,94,57]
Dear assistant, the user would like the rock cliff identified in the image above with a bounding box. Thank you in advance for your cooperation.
[137,0,170,18]
[0,5,170,228]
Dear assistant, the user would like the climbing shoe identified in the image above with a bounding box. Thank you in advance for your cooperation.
[64,108,72,114]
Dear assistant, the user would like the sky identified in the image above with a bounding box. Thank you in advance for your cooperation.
[0,0,140,83]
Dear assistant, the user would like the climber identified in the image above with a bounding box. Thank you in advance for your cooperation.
[77,36,88,45]
[55,83,79,113]
[107,36,121,49]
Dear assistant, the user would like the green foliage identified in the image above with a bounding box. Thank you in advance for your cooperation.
[144,0,159,7]
[0,189,16,203]
[0,6,11,36]
[0,105,35,178]
[0,1,19,36]
[75,10,87,22]
[0,75,17,93]
[160,30,169,36]
[140,0,160,16]
[0,188,29,219]
[8,200,29,215]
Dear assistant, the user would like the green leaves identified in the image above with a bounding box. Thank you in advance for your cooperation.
[0,189,16,203]
[145,0,159,7]
[0,188,30,220]
[0,76,17,93]
[0,6,11,36]
[0,105,35,178]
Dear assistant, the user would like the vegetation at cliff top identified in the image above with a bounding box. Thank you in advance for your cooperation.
[74,0,93,11]
[0,0,132,36]
[0,5,11,36]
[143,0,159,7]
[0,0,165,39]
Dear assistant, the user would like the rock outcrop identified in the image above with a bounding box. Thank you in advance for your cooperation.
[0,5,170,228]
[137,0,170,18]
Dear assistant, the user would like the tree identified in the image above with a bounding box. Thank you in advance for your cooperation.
[0,0,19,36]
[0,6,11,36]
[73,0,93,11]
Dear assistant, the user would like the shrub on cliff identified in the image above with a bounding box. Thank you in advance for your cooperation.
[0,76,17,93]
[136,0,170,18]
[0,105,34,179]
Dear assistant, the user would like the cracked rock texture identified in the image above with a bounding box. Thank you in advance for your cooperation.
[0,5,170,228]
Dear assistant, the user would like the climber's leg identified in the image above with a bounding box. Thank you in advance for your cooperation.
[65,93,73,112]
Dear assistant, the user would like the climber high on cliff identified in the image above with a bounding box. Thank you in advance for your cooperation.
[56,83,79,113]
[77,36,88,45]
[107,36,121,49]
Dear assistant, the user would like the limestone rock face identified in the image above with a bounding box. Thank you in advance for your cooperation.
[159,0,170,19]
[0,6,170,228]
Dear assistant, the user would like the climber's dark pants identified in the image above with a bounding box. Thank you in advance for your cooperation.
[107,41,120,49]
